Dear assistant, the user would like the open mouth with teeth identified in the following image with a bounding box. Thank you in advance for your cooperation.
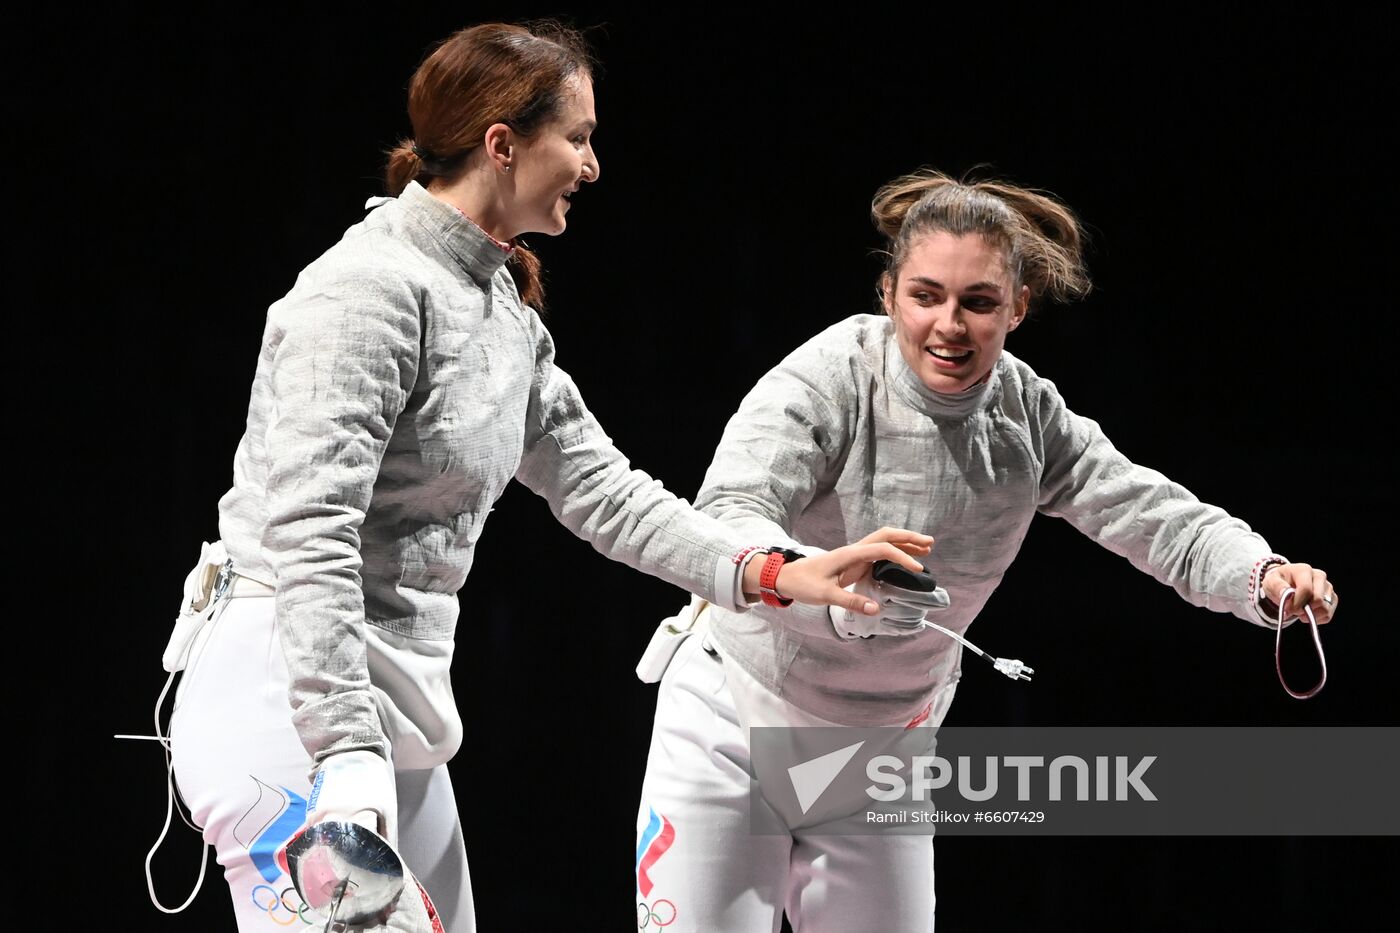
[926,346,973,369]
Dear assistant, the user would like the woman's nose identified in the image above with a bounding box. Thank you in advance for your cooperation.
[932,304,965,338]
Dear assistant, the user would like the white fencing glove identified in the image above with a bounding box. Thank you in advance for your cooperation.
[303,750,398,846]
[830,569,950,640]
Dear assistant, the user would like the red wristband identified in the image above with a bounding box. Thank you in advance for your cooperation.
[758,548,803,607]
[759,552,790,607]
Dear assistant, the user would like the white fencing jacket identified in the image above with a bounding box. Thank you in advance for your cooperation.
[699,315,1277,727]
[217,182,752,769]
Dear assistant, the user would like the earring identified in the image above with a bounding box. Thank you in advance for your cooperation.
[504,164,512,174]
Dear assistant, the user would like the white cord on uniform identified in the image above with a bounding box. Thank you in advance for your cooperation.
[145,748,209,913]
[112,544,241,913]
[917,619,1035,682]
[113,666,211,912]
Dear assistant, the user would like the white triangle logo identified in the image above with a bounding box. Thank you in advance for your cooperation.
[787,741,865,814]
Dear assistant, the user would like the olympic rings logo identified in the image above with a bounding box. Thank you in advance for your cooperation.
[636,898,677,929]
[251,884,315,926]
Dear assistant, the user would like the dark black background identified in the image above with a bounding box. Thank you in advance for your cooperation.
[46,6,1395,930]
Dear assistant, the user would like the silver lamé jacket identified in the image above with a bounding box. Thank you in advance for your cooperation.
[218,182,751,768]
[700,315,1278,727]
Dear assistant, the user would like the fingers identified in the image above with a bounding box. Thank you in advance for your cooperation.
[836,586,881,616]
[1306,567,1337,624]
[837,563,875,589]
[825,543,931,592]
[785,540,937,613]
[1264,563,1338,624]
[862,541,928,572]
[780,558,878,612]
[816,542,924,582]
[820,533,936,589]
[857,526,935,555]
[1319,584,1338,622]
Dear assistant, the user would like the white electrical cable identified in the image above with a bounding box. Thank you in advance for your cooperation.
[917,619,1034,682]
[114,644,212,912]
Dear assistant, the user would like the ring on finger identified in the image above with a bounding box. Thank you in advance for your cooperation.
[1322,593,1334,607]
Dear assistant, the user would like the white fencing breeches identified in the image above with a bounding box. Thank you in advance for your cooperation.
[168,594,474,932]
[634,635,935,933]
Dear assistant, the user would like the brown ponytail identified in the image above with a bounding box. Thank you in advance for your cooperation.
[506,244,544,310]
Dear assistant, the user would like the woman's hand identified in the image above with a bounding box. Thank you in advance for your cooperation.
[842,527,936,584]
[1262,563,1338,624]
[303,750,399,844]
[746,527,934,616]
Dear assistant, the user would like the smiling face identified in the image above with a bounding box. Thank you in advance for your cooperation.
[885,231,1029,394]
[507,74,599,237]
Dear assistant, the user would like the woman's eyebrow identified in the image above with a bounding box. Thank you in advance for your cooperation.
[906,275,1002,293]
